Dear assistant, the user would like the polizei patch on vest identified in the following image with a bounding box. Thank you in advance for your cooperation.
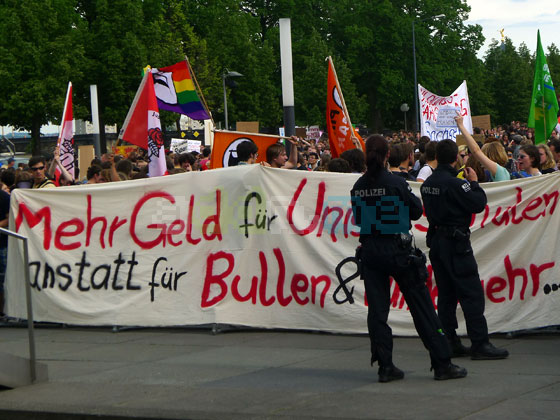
[354,188,386,197]
[461,182,471,192]
[421,186,440,195]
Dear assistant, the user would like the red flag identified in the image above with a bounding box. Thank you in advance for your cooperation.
[120,73,167,177]
[210,131,281,169]
[57,82,75,180]
[326,57,364,158]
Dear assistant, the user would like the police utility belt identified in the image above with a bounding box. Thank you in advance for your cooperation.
[432,225,470,239]
[356,232,427,283]
[363,231,414,249]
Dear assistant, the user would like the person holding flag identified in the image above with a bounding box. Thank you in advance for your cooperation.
[528,31,559,144]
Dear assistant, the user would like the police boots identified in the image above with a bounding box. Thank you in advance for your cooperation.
[448,336,471,358]
[471,342,509,360]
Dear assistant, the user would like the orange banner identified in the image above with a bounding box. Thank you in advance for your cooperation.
[210,131,281,168]
[326,59,364,157]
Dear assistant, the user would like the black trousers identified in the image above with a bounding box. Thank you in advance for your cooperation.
[429,230,489,345]
[361,237,451,369]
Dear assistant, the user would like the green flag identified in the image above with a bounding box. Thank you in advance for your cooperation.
[528,30,559,144]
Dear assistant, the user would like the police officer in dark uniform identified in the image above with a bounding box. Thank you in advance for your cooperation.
[351,135,467,382]
[421,139,509,360]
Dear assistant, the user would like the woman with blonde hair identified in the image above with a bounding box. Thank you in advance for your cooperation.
[455,115,510,181]
[537,144,558,174]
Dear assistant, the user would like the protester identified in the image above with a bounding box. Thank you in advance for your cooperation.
[178,152,197,171]
[411,136,430,174]
[0,183,9,317]
[421,139,509,360]
[537,144,558,174]
[296,154,309,171]
[504,147,518,174]
[455,115,510,182]
[235,141,259,165]
[416,141,437,183]
[199,146,211,170]
[548,139,560,166]
[116,159,134,179]
[388,143,415,180]
[340,148,366,174]
[13,170,33,189]
[28,156,56,189]
[86,165,105,184]
[351,135,466,382]
[327,158,351,173]
[1,169,15,191]
[47,145,75,185]
[512,144,542,178]
[306,152,320,170]
[266,136,298,169]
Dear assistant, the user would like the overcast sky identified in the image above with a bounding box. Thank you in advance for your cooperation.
[466,0,560,57]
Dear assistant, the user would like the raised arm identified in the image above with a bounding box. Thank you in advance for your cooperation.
[351,134,363,151]
[455,114,498,177]
[284,136,298,169]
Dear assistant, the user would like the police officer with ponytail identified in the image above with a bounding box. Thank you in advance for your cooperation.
[351,135,467,382]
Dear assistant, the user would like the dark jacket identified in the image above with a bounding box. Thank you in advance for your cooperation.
[351,169,422,243]
[420,164,487,228]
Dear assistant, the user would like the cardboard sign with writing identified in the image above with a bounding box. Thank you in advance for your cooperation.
[472,115,492,131]
[295,127,307,138]
[436,107,460,128]
[456,134,486,147]
[236,121,259,133]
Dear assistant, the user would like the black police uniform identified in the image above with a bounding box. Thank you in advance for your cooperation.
[351,169,452,372]
[420,164,489,346]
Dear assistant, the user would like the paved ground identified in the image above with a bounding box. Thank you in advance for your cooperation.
[0,323,558,420]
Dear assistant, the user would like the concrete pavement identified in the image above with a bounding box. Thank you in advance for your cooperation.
[0,324,558,419]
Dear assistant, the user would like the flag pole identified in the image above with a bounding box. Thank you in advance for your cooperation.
[212,129,289,140]
[185,56,214,126]
[327,57,359,149]
[542,96,546,141]
[57,82,72,147]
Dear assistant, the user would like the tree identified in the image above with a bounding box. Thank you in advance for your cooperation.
[76,0,211,143]
[0,0,87,154]
[546,44,560,100]
[484,39,533,124]
[324,0,484,131]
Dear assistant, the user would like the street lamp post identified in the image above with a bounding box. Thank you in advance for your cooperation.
[222,70,243,130]
[412,14,445,133]
[400,103,409,131]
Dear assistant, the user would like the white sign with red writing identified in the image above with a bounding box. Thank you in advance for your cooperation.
[418,81,473,141]
[6,168,560,335]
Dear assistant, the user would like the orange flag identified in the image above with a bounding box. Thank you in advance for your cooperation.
[210,131,281,169]
[326,57,364,157]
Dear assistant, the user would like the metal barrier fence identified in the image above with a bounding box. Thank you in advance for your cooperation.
[0,227,37,383]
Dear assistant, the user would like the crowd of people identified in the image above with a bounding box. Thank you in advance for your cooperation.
[1,121,559,328]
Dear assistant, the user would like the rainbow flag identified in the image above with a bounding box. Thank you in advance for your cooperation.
[151,60,210,120]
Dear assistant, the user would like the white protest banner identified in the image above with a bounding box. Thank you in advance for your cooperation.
[418,81,473,141]
[186,139,202,153]
[6,168,560,335]
[171,138,190,155]
[307,125,321,142]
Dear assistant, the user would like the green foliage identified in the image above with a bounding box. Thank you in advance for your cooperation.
[484,39,533,124]
[1,0,558,140]
[0,0,87,152]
